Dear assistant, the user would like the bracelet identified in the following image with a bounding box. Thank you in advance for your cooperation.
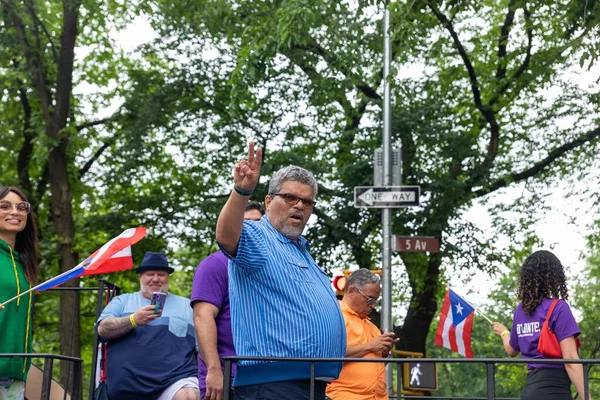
[129,314,137,328]
[500,330,509,338]
[233,184,254,196]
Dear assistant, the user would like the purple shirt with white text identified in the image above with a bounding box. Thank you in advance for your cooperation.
[509,298,580,370]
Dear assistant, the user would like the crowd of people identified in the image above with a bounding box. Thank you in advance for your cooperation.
[0,142,592,400]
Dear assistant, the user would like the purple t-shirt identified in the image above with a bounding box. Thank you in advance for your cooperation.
[190,251,236,397]
[509,298,580,370]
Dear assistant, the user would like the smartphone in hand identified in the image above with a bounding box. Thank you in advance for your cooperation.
[150,292,167,314]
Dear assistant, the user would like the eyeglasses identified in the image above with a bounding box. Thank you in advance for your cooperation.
[271,193,317,209]
[357,288,380,305]
[0,200,31,215]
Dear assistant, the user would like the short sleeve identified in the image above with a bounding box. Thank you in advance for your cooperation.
[218,220,268,270]
[97,295,125,323]
[190,253,228,309]
[550,300,580,342]
[509,311,520,352]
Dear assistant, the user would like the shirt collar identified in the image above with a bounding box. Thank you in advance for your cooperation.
[261,215,310,250]
[340,300,364,319]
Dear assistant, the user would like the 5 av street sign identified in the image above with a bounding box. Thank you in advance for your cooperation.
[354,186,420,208]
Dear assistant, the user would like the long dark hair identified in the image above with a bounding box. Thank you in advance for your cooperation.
[517,250,568,315]
[0,186,39,285]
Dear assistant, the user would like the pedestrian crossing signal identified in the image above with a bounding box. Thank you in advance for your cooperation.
[403,361,438,391]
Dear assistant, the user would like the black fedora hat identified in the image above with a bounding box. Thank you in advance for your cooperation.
[134,251,175,274]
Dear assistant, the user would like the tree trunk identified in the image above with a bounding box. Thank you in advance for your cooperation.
[395,253,443,355]
[48,136,80,387]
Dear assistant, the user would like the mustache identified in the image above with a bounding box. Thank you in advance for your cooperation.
[288,211,304,221]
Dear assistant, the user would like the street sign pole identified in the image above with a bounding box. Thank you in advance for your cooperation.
[382,0,394,395]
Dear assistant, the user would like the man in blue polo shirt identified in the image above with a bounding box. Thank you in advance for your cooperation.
[216,142,346,400]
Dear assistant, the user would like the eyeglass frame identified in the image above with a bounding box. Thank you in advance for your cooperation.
[356,287,380,305]
[0,200,31,215]
[269,193,317,209]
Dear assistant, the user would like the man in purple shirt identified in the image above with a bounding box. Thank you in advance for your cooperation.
[191,202,264,400]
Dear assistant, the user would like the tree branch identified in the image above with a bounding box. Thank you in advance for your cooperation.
[293,39,382,101]
[428,1,501,187]
[52,0,81,129]
[22,0,58,62]
[76,117,114,132]
[473,126,600,197]
[495,0,518,82]
[1,0,53,120]
[15,60,35,195]
[490,3,533,108]
[427,1,485,111]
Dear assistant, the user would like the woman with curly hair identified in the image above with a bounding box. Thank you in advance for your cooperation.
[0,186,39,400]
[491,250,589,400]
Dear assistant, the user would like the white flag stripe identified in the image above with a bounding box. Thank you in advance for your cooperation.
[455,319,466,356]
[111,247,132,258]
[441,310,452,349]
[89,228,137,263]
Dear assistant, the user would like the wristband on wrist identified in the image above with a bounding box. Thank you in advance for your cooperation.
[129,314,137,328]
[500,330,509,338]
[233,184,254,196]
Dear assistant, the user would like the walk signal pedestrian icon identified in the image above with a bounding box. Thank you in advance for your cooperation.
[403,361,438,391]
[410,363,423,386]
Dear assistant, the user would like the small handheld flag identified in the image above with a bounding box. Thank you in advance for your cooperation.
[434,289,475,358]
[0,227,146,307]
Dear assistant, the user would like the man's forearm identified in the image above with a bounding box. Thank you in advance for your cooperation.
[216,190,249,255]
[98,316,135,340]
[346,343,374,358]
[195,314,222,371]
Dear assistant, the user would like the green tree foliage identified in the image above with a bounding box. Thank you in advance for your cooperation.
[572,219,600,395]
[2,0,600,394]
[144,0,600,355]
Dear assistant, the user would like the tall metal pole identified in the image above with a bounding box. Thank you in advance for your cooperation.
[382,0,394,395]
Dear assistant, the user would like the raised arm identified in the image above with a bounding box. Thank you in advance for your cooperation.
[216,141,263,256]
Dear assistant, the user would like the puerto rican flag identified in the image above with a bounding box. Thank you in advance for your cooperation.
[37,227,146,291]
[434,289,475,358]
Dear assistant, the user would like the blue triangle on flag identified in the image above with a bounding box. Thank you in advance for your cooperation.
[449,289,475,326]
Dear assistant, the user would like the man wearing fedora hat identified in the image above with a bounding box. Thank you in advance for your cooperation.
[97,251,199,400]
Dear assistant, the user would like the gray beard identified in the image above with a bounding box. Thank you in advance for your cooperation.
[281,225,303,240]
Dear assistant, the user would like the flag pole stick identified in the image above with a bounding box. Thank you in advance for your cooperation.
[0,262,84,307]
[448,286,494,324]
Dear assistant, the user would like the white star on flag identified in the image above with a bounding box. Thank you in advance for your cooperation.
[455,302,464,315]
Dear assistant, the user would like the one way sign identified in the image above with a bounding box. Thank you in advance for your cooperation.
[354,186,420,208]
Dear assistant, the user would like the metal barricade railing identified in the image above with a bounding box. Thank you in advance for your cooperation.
[222,356,598,400]
[0,353,82,400]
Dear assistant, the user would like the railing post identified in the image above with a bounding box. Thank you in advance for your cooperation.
[310,362,315,400]
[485,361,495,400]
[72,359,82,400]
[90,280,106,400]
[41,357,53,400]
[583,361,590,400]
[224,359,232,400]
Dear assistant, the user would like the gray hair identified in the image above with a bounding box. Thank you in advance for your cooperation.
[268,165,318,196]
[346,269,380,292]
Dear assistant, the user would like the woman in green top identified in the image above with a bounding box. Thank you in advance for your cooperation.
[0,186,39,399]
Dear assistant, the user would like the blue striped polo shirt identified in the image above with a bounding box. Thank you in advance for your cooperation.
[221,215,346,387]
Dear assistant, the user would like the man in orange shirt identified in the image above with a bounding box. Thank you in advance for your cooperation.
[326,269,398,400]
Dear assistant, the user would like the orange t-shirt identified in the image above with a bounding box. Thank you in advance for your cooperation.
[326,301,388,400]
